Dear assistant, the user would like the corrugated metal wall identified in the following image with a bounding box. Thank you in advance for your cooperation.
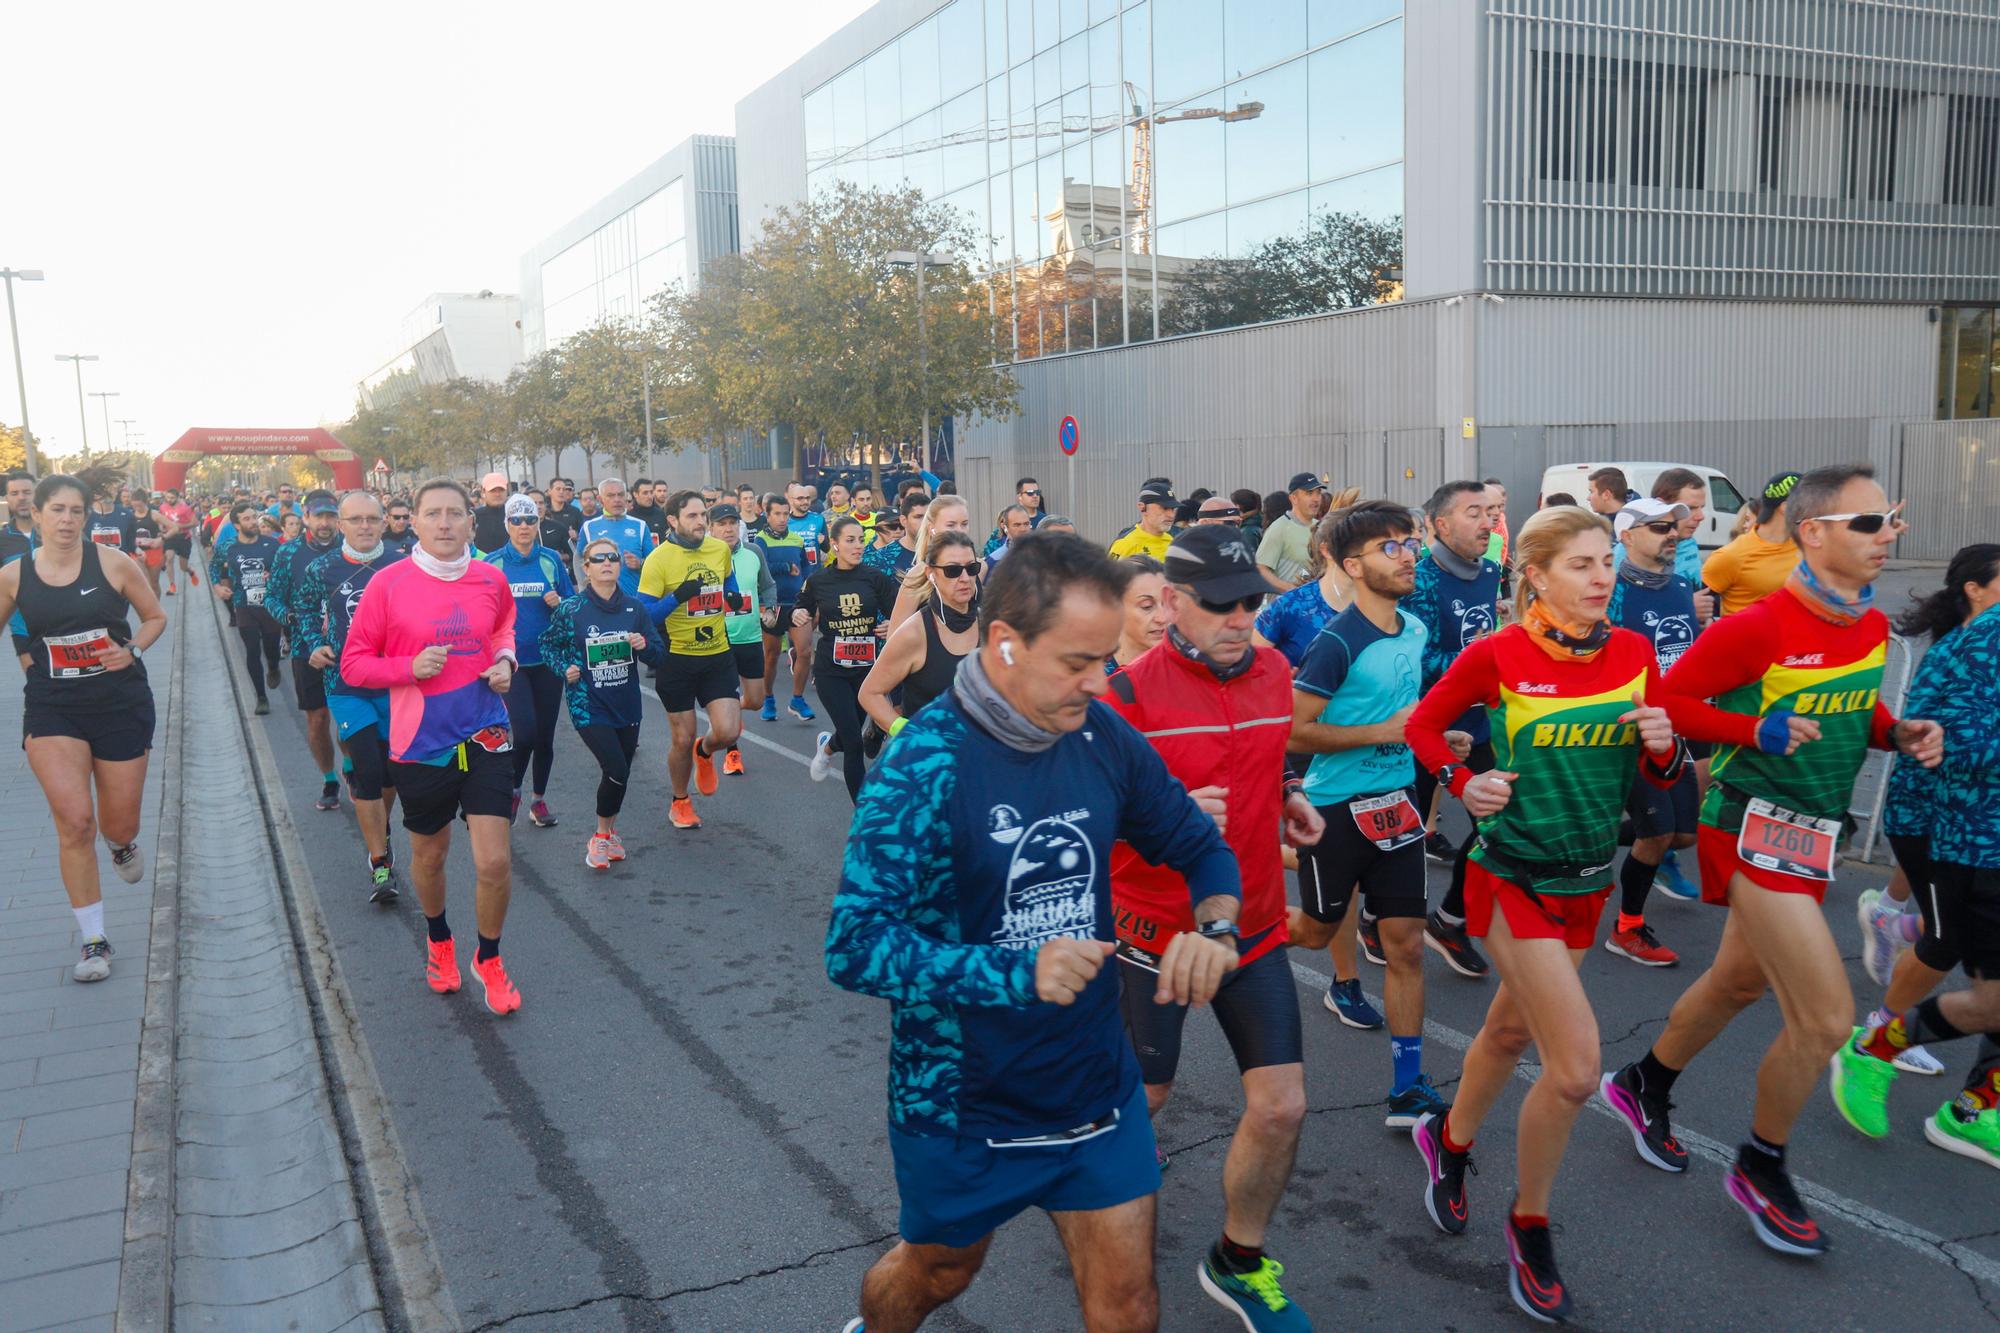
[1900,418,2000,561]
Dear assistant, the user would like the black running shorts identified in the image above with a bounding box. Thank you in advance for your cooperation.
[1117,937,1302,1086]
[730,641,763,681]
[654,651,740,713]
[1295,790,1428,924]
[23,701,156,763]
[389,742,513,836]
[291,656,327,712]
[1928,861,2000,980]
[1626,767,1698,840]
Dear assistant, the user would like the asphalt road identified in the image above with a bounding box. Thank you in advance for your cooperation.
[250,565,1997,1332]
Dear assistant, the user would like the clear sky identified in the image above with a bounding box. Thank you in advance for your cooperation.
[3,0,871,463]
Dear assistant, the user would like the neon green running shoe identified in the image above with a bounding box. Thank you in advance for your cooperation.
[1923,1099,2000,1170]
[1829,1026,1897,1139]
[1198,1255,1312,1332]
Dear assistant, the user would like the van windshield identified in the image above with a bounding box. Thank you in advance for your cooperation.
[1709,473,1746,517]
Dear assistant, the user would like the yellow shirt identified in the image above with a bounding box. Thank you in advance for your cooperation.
[1107,524,1172,561]
[638,536,735,655]
[1702,529,1798,616]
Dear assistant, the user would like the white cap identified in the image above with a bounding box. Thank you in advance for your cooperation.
[1614,498,1690,538]
[504,494,538,521]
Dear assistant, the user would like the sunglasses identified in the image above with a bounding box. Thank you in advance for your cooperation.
[1636,520,1680,536]
[507,515,539,525]
[933,562,979,579]
[1809,504,1906,535]
[584,552,622,565]
[1019,490,1040,499]
[1195,594,1264,615]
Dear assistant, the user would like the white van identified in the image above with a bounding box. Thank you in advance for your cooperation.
[1536,462,1749,554]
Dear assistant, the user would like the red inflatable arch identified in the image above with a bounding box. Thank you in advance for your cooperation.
[151,427,363,493]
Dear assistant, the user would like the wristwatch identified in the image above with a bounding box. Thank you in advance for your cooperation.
[1436,762,1463,792]
[1196,919,1240,948]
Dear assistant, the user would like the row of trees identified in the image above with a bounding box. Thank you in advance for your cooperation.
[337,183,1022,496]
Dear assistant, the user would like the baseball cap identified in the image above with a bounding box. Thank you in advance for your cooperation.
[1164,525,1269,603]
[707,502,741,523]
[873,507,903,528]
[1759,470,1802,520]
[1613,498,1690,538]
[479,471,510,492]
[504,494,538,521]
[1287,471,1325,494]
[303,489,338,515]
[1139,482,1178,508]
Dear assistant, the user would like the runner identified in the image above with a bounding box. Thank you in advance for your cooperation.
[158,489,197,595]
[1602,463,1941,1256]
[754,493,816,722]
[471,472,512,554]
[1110,554,1169,671]
[1106,525,1324,1330]
[295,491,408,902]
[636,490,749,830]
[1291,501,1452,1108]
[872,491,930,579]
[340,479,525,1015]
[798,514,898,801]
[887,493,972,633]
[1701,471,1800,616]
[382,500,416,556]
[86,487,136,554]
[708,503,775,775]
[1403,480,1502,979]
[1254,473,1324,592]
[129,494,164,600]
[1405,504,1683,1322]
[1108,481,1177,561]
[857,529,977,736]
[538,537,666,869]
[0,466,165,982]
[1602,498,1704,968]
[785,480,828,560]
[578,479,656,595]
[484,494,574,827]
[266,489,344,809]
[211,499,285,715]
[826,532,1242,1333]
[3,469,37,662]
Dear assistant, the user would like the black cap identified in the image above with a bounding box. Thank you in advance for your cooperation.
[874,508,903,527]
[707,502,740,523]
[1164,526,1269,602]
[1139,483,1178,508]
[1287,471,1325,493]
[1759,470,1802,520]
[303,488,338,515]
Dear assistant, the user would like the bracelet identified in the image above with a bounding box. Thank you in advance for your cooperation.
[887,716,907,738]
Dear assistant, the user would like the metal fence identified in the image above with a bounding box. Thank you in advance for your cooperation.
[1899,417,2000,562]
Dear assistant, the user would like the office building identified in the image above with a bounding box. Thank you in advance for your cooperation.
[358,291,523,409]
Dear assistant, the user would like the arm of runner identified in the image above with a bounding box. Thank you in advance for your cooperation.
[1657,610,1786,747]
[538,599,579,680]
[634,608,667,668]
[1289,631,1412,751]
[756,546,777,607]
[294,563,333,665]
[858,617,922,734]
[1404,635,1501,794]
[1925,621,2000,772]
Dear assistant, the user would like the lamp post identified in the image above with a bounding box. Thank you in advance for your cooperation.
[885,250,954,475]
[54,354,99,459]
[89,392,119,457]
[114,417,138,449]
[2,268,44,474]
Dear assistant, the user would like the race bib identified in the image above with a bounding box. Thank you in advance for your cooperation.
[246,585,266,606]
[45,628,111,678]
[584,631,633,676]
[90,529,121,546]
[1737,797,1839,882]
[832,634,877,666]
[685,582,725,616]
[1350,790,1424,851]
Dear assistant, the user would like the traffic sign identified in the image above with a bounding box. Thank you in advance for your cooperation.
[1059,416,1079,456]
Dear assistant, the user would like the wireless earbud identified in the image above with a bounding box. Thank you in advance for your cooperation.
[999,641,1016,666]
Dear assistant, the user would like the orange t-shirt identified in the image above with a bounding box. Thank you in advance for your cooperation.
[1701,529,1797,616]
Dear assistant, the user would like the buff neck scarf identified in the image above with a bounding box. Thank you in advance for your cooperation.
[953,648,1063,753]
[411,546,471,582]
[1522,598,1612,662]
[1787,559,1873,626]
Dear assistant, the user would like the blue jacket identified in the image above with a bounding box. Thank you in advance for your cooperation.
[1883,625,1961,840]
[538,588,666,729]
[825,691,1239,1139]
[266,534,340,653]
[483,544,574,667]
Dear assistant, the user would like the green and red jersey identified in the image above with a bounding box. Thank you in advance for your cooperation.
[1660,584,1895,830]
[1407,625,1675,894]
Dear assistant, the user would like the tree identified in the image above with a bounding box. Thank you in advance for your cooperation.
[550,319,659,480]
[649,264,762,491]
[1162,208,1404,336]
[501,352,573,483]
[0,423,29,474]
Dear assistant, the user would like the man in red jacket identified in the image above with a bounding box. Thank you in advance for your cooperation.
[1105,524,1326,1329]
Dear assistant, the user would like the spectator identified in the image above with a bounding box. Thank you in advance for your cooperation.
[1255,472,1325,590]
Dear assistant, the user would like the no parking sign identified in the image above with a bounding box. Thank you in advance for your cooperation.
[1059,416,1079,456]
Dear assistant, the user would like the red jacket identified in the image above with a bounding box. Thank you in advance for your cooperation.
[1105,641,1295,964]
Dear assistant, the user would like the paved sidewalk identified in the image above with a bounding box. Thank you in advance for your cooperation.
[0,602,179,1332]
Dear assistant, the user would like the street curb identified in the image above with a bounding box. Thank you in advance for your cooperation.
[118,593,186,1333]
[203,576,462,1331]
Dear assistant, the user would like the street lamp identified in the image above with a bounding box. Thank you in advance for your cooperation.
[54,353,99,459]
[88,392,119,455]
[886,250,955,474]
[114,417,138,449]
[2,268,43,474]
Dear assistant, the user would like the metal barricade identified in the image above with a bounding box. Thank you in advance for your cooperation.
[1847,632,1913,865]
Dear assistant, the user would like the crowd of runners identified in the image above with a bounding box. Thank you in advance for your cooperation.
[1,456,1995,1329]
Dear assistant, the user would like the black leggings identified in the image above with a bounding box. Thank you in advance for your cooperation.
[1889,832,1960,974]
[236,610,281,698]
[505,663,563,795]
[578,724,640,818]
[814,668,868,803]
[346,726,393,802]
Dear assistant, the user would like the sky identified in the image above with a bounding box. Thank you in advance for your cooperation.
[3,0,872,464]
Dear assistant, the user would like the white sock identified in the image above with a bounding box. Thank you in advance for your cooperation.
[74,901,106,943]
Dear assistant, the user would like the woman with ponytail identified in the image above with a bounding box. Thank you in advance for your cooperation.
[859,529,979,740]
[887,492,971,632]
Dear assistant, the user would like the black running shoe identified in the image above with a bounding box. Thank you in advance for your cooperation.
[1425,912,1490,978]
[1359,912,1386,967]
[316,780,341,811]
[254,698,271,716]
[1599,1065,1688,1173]
[368,860,400,905]
[1423,831,1456,863]
[1385,1074,1449,1129]
[1724,1150,1827,1257]
[1505,1215,1572,1324]
[266,664,282,689]
[1412,1111,1473,1235]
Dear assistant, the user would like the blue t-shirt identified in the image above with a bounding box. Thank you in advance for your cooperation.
[483,545,574,667]
[1400,554,1503,745]
[789,509,827,560]
[1255,581,1341,669]
[863,539,916,581]
[216,535,282,612]
[1606,567,1701,673]
[1293,607,1426,805]
[577,514,656,594]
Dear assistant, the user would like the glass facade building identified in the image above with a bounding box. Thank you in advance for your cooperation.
[537,179,691,348]
[798,0,1406,360]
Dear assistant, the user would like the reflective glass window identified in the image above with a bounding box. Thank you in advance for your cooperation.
[1090,0,1118,24]
[1063,87,1090,140]
[1226,0,1305,81]
[1309,0,1400,47]
[1061,32,1088,94]
[1153,110,1223,223]
[1153,0,1224,108]
[541,239,595,304]
[1123,0,1150,94]
[942,89,986,191]
[1226,58,1308,206]
[942,183,990,265]
[1090,21,1120,111]
[1062,0,1088,40]
[939,0,984,98]
[1010,0,1036,66]
[1035,47,1061,106]
[1308,20,1402,183]
[901,18,942,122]
[1953,307,1995,418]
[1307,160,1402,221]
[1037,96,1063,156]
[987,74,1012,178]
[833,70,866,160]
[805,86,835,167]
[1036,0,1061,52]
[1038,153,1067,244]
[904,109,944,196]
[987,0,1009,79]
[990,169,1015,264]
[1157,211,1225,260]
[1228,189,1307,258]
[1011,64,1037,133]
[1093,131,1126,216]
[865,46,900,139]
[1015,160,1042,261]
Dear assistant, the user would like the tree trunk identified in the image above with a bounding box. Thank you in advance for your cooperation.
[868,431,883,502]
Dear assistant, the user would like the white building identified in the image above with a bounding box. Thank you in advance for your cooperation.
[358,291,523,409]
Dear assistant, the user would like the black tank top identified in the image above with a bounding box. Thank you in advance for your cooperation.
[902,603,968,718]
[17,541,150,712]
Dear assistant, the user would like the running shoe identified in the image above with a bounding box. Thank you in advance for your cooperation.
[1359,913,1385,966]
[1411,1111,1473,1236]
[1923,1099,2000,1170]
[759,696,777,722]
[1856,889,1912,987]
[841,1320,864,1333]
[1829,1027,1896,1138]
[723,747,745,776]
[788,694,816,722]
[1424,912,1489,978]
[109,840,144,884]
[188,569,197,586]
[585,835,611,871]
[1895,1044,1947,1076]
[1653,849,1700,901]
[1724,1150,1826,1256]
[690,739,718,796]
[254,698,271,716]
[1196,1255,1311,1332]
[1423,831,1456,864]
[165,585,176,596]
[1604,922,1679,967]
[73,937,113,983]
[529,799,557,828]
[1156,1143,1170,1172]
[810,732,836,783]
[1324,978,1383,1030]
[604,832,625,862]
[670,797,701,829]
[316,780,341,811]
[1504,1215,1572,1324]
[861,718,886,759]
[368,861,399,905]
[1385,1073,1449,1129]
[471,952,522,1016]
[1598,1065,1688,1172]
[265,664,282,689]
[426,938,462,994]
